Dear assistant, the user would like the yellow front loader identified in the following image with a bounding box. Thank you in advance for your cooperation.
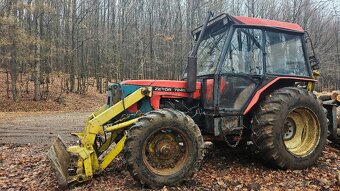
[48,87,152,187]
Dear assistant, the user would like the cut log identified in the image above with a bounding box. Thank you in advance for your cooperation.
[331,91,340,101]
[313,91,321,96]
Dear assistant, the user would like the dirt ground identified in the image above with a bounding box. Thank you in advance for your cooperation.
[0,112,89,146]
[0,112,339,191]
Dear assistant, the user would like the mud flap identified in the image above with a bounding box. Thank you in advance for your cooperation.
[47,136,70,187]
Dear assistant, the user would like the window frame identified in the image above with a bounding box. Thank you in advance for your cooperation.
[262,28,312,78]
[219,26,265,75]
[196,25,230,76]
[216,24,312,78]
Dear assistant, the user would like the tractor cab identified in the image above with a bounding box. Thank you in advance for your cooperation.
[187,14,313,115]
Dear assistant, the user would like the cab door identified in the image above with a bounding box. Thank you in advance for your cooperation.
[216,27,264,113]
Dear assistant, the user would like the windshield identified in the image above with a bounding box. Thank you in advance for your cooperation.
[222,28,263,75]
[197,26,229,76]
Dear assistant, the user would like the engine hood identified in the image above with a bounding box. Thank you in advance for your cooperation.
[121,80,201,99]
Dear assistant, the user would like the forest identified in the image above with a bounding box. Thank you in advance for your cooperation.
[0,0,339,102]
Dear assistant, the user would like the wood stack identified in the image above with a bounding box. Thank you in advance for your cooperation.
[315,91,340,129]
[315,91,340,104]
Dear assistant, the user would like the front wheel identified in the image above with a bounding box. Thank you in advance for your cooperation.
[252,87,327,169]
[124,109,204,187]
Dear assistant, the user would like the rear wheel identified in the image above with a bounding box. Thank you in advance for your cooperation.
[124,109,204,187]
[252,87,327,169]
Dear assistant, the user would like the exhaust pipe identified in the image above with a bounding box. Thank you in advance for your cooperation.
[186,11,213,92]
[186,56,198,92]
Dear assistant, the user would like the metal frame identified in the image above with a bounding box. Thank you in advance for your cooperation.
[48,87,152,186]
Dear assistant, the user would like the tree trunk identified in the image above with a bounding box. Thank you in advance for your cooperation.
[10,37,18,101]
[9,0,18,101]
[70,0,77,92]
[33,0,41,101]
[6,68,10,99]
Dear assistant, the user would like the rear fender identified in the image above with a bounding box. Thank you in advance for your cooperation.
[243,77,316,115]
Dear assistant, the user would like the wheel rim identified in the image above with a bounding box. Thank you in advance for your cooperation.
[283,107,320,157]
[143,128,189,176]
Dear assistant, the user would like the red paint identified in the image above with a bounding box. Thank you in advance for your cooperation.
[220,79,226,92]
[205,79,226,102]
[128,103,138,112]
[205,79,214,102]
[232,16,304,33]
[122,77,315,115]
[243,77,316,115]
[121,80,201,99]
[150,95,161,110]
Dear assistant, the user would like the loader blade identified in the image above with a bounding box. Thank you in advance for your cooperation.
[47,136,70,187]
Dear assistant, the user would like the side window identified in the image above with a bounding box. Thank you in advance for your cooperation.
[265,31,309,76]
[222,28,263,75]
[197,29,227,76]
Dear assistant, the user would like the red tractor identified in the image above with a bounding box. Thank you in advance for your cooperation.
[48,12,338,188]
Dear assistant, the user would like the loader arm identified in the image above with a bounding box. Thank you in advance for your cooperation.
[47,87,152,187]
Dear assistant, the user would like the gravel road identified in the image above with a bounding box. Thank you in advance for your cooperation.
[0,112,90,146]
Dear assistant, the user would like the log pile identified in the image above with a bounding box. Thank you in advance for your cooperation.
[315,91,340,104]
[315,91,340,129]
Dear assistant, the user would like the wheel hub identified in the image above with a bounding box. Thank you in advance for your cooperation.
[143,129,187,175]
[283,118,296,140]
[155,139,178,160]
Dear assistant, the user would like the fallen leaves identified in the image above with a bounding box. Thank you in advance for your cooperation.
[0,74,106,113]
[0,144,56,191]
[0,143,339,191]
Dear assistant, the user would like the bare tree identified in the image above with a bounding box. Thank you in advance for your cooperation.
[0,0,338,102]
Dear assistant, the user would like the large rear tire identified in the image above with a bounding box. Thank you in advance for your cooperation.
[252,87,327,169]
[124,109,204,187]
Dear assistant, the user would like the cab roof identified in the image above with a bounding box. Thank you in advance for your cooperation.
[192,14,304,36]
[231,15,304,33]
